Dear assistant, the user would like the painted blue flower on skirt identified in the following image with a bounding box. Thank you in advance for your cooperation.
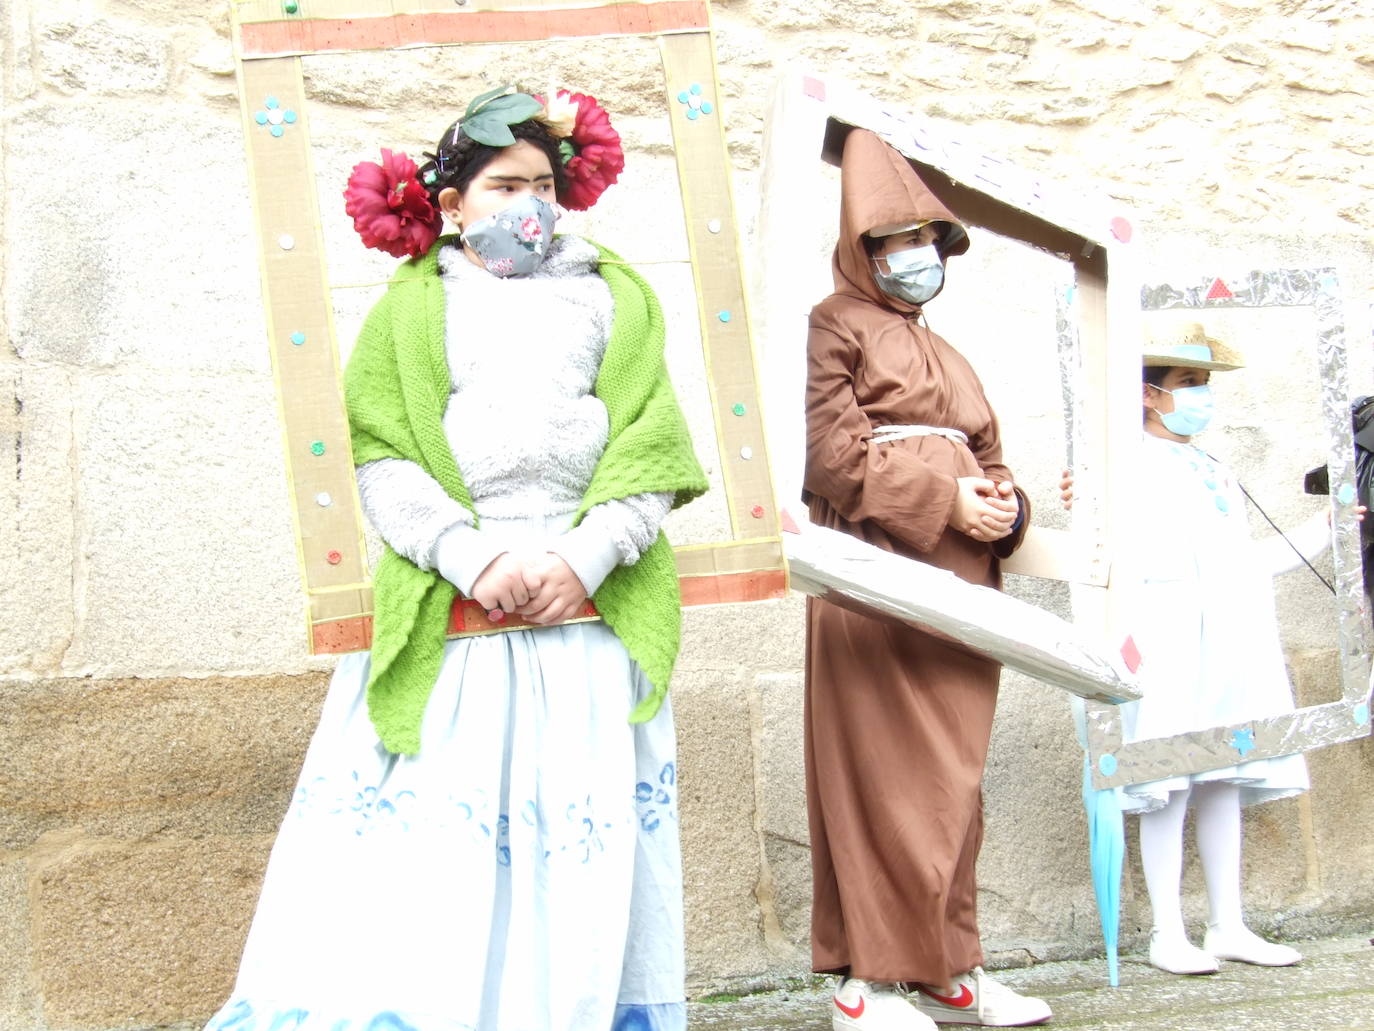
[635,762,678,833]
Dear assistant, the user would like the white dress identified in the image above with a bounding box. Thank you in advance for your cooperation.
[1116,434,1310,814]
[205,237,686,1031]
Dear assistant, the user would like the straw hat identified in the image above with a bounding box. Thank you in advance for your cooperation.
[1143,319,1244,371]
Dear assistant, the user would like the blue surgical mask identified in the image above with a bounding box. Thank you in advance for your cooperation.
[1154,383,1214,436]
[460,194,559,277]
[873,243,944,306]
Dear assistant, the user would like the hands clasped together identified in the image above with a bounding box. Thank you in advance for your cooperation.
[469,552,589,627]
[952,477,1019,543]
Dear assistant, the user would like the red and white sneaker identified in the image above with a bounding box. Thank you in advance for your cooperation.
[911,967,1051,1027]
[832,978,937,1031]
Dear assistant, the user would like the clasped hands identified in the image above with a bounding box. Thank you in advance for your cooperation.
[952,477,1019,542]
[470,551,588,627]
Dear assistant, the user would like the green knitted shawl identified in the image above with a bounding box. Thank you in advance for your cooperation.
[344,236,708,755]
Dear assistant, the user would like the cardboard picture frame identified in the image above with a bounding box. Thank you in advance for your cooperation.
[228,0,787,654]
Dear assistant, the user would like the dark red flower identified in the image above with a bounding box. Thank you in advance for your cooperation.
[558,91,624,211]
[343,148,443,259]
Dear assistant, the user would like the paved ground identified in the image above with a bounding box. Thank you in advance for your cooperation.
[688,934,1374,1030]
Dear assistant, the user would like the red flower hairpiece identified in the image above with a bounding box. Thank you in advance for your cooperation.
[343,148,443,259]
[539,90,625,211]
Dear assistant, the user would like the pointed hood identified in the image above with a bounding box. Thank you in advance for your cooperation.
[832,128,970,312]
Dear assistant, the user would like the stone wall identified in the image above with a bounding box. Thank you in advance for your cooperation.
[3,0,1373,1027]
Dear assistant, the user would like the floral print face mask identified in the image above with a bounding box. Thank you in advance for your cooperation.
[460,194,559,277]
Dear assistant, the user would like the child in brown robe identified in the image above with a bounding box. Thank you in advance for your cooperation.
[804,127,1050,1030]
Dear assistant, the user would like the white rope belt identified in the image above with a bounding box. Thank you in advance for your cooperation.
[868,424,969,446]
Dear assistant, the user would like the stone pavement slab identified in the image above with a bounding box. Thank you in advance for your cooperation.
[688,934,1374,1030]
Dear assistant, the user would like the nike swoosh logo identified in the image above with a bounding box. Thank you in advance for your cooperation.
[833,994,865,1019]
[921,984,974,1008]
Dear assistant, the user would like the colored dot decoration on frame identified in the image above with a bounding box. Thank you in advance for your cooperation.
[750,505,765,519]
[283,0,299,11]
[707,218,722,234]
[718,310,732,323]
[740,446,753,460]
[1355,702,1370,725]
[326,550,342,565]
[310,440,326,456]
[1338,482,1357,505]
[1231,727,1256,756]
[1097,753,1118,777]
[278,234,295,250]
[315,492,333,507]
[731,402,747,416]
[290,331,306,346]
[255,96,299,138]
[675,82,714,121]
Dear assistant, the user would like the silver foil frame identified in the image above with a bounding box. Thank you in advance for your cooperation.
[1083,269,1373,790]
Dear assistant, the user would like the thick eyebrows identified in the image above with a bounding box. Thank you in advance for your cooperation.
[482,173,556,184]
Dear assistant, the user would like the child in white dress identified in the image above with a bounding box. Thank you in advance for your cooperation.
[1067,319,1314,977]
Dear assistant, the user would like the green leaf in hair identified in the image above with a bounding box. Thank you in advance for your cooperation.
[464,84,515,120]
[480,93,542,123]
[462,115,516,147]
[459,88,544,147]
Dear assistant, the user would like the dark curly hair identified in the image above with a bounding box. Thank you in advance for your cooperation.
[418,116,567,210]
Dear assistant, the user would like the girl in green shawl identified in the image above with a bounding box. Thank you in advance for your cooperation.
[206,88,706,1031]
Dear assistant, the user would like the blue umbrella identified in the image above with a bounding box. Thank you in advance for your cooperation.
[1082,755,1124,986]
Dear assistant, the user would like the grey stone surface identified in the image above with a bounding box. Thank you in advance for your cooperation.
[3,0,39,101]
[60,373,323,678]
[0,857,42,1028]
[5,100,263,375]
[1133,25,1210,63]
[680,597,805,679]
[0,673,328,849]
[29,833,270,1029]
[36,17,170,95]
[0,365,76,672]
[755,672,810,964]
[674,669,781,989]
[1219,40,1272,67]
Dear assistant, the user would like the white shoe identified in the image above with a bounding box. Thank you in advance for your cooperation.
[911,967,1052,1027]
[832,978,937,1031]
[1148,930,1219,975]
[1203,925,1302,966]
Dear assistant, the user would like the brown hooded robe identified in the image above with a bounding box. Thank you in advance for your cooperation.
[803,129,1029,984]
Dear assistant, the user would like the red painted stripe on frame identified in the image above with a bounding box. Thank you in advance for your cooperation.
[677,569,787,607]
[240,2,710,57]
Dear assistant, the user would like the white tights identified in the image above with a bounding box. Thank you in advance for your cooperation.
[1137,781,1246,940]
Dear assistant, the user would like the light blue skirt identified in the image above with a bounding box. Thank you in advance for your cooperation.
[206,620,685,1031]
